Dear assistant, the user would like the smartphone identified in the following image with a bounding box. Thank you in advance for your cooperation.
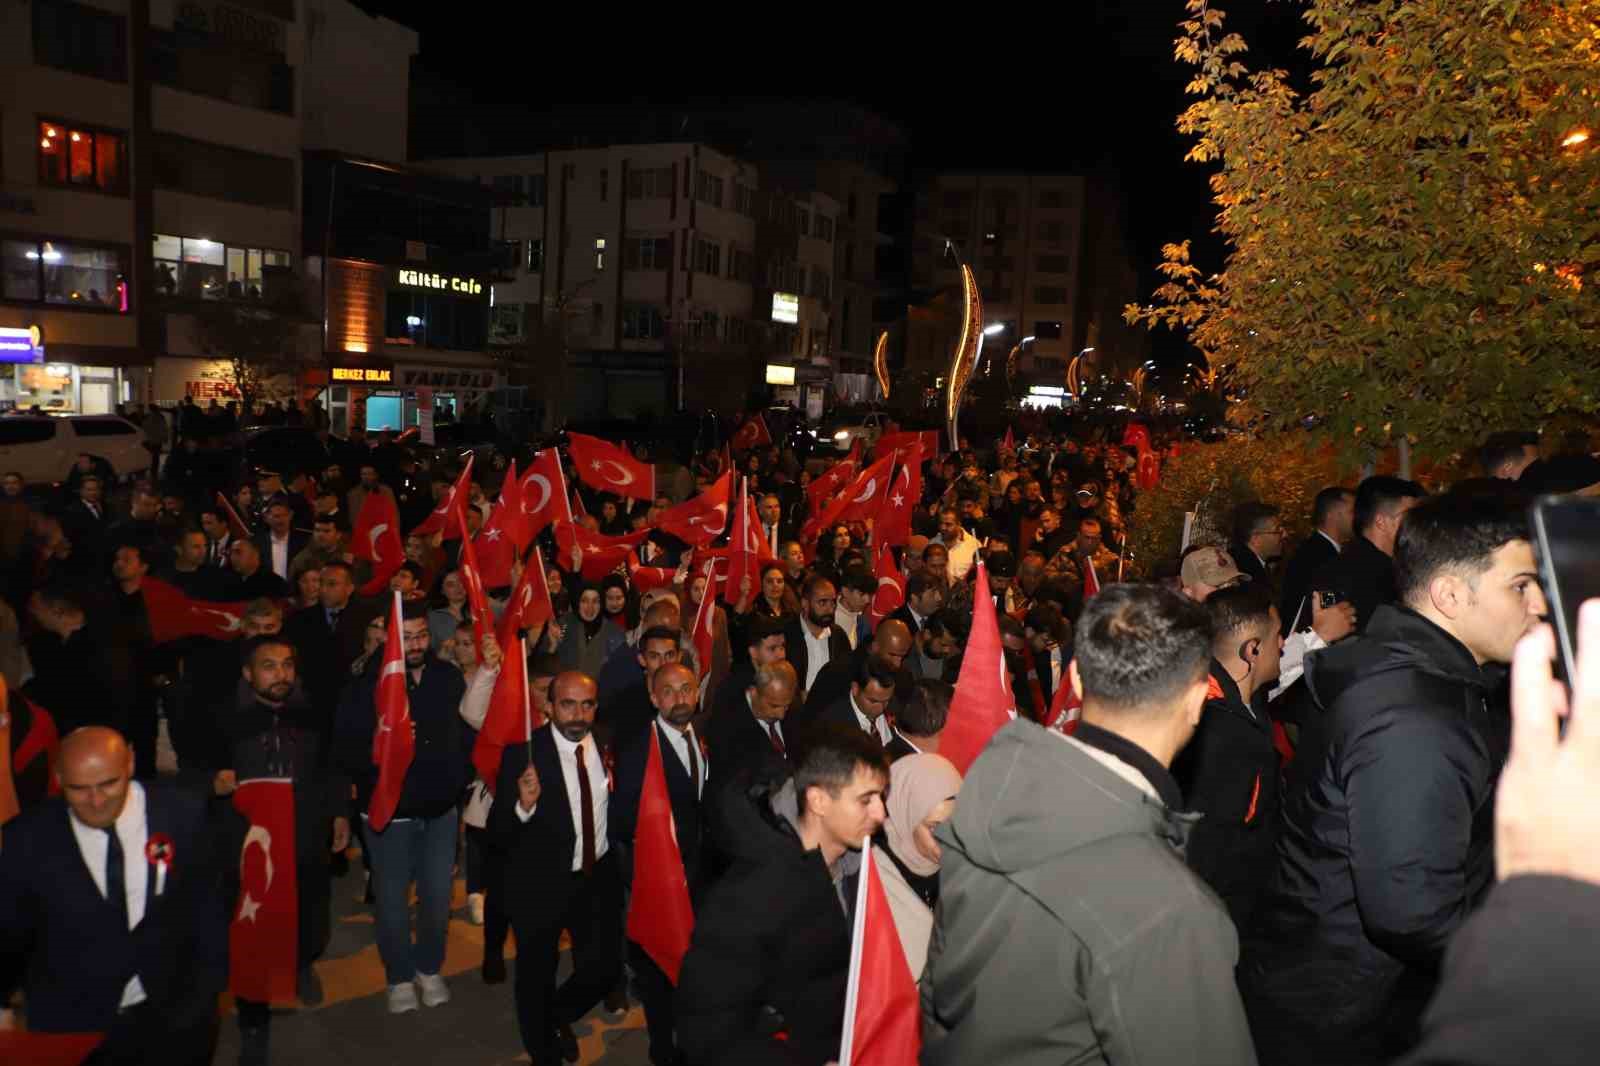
[1528,495,1600,685]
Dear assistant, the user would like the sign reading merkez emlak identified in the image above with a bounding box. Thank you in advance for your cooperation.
[393,269,485,297]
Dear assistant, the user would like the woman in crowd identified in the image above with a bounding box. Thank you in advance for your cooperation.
[874,753,963,982]
[427,570,474,651]
[553,584,626,677]
[294,565,323,611]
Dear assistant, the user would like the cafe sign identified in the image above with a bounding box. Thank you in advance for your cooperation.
[394,269,485,296]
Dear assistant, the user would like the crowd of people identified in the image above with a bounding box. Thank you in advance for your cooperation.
[1,408,1599,1066]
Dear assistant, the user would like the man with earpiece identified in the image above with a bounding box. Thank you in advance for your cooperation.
[1172,581,1286,932]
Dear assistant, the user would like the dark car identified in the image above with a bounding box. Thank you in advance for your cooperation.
[243,426,332,477]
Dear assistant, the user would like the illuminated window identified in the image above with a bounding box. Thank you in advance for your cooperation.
[594,237,606,271]
[2,238,129,310]
[38,120,127,194]
[150,235,290,301]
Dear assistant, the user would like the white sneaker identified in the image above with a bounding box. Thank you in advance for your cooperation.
[467,891,485,926]
[387,982,419,1014]
[416,972,450,1008]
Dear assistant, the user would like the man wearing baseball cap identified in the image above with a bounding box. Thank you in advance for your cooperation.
[1180,545,1247,603]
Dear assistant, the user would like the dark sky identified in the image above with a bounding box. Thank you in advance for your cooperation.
[364,0,1308,353]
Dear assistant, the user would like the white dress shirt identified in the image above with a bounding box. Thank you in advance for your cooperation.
[516,728,610,872]
[270,532,291,580]
[657,718,704,798]
[936,528,979,581]
[1317,529,1342,553]
[851,691,893,746]
[69,780,149,1008]
[800,620,833,691]
[834,605,862,650]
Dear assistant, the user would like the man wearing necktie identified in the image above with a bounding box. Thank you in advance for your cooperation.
[0,727,227,1063]
[489,671,623,1066]
[611,662,709,1066]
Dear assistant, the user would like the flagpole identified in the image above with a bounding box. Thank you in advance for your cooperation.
[521,636,532,762]
[838,835,873,1066]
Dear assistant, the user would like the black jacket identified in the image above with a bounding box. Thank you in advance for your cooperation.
[218,692,349,866]
[1244,605,1505,1037]
[703,686,789,799]
[1279,530,1341,635]
[1314,533,1396,635]
[782,616,850,703]
[610,719,707,887]
[284,599,378,721]
[809,694,887,749]
[677,772,853,1066]
[798,644,865,726]
[1401,876,1600,1066]
[1173,662,1283,931]
[334,656,470,820]
[0,782,228,1033]
[1229,540,1270,587]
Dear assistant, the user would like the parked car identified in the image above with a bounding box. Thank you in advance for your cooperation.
[242,426,332,478]
[822,410,890,453]
[0,414,149,485]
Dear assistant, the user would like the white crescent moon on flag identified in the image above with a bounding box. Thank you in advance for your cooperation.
[877,575,901,594]
[689,502,728,529]
[368,522,389,562]
[600,460,635,487]
[242,825,274,893]
[198,607,242,632]
[852,478,878,504]
[380,659,406,681]
[524,475,551,516]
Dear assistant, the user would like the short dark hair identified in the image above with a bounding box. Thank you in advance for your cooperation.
[745,612,786,648]
[321,560,353,582]
[906,572,940,599]
[1479,431,1540,475]
[1205,581,1276,648]
[986,550,1016,578]
[1395,494,1530,605]
[400,598,430,622]
[528,652,563,680]
[922,542,949,563]
[793,723,889,815]
[840,567,876,597]
[241,634,294,665]
[1231,501,1280,544]
[801,573,837,600]
[895,678,952,736]
[927,606,968,642]
[854,655,901,691]
[1311,486,1354,528]
[638,624,681,649]
[1355,475,1428,535]
[396,560,424,583]
[1024,604,1068,644]
[1074,584,1211,713]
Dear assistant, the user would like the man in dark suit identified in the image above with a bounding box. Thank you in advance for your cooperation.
[707,614,787,726]
[1229,501,1285,589]
[254,495,311,586]
[757,493,795,557]
[801,618,914,726]
[885,677,953,761]
[610,662,708,1066]
[0,726,227,1064]
[283,561,373,732]
[199,504,236,570]
[705,659,797,798]
[595,624,682,751]
[808,655,898,748]
[62,473,110,560]
[1278,486,1354,635]
[889,571,946,637]
[490,671,623,1066]
[784,574,852,705]
[1313,475,1428,635]
[228,537,290,600]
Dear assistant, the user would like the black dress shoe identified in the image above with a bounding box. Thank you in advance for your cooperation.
[557,1022,579,1063]
[481,955,506,985]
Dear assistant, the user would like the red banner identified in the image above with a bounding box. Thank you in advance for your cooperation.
[626,727,695,984]
[230,778,299,1005]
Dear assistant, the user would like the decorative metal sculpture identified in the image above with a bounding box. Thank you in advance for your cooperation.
[873,330,891,401]
[945,263,984,450]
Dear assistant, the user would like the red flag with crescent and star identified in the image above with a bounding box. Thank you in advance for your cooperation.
[455,504,495,650]
[689,557,718,680]
[140,577,254,643]
[518,447,571,546]
[939,563,1017,774]
[368,592,415,832]
[874,443,922,549]
[351,484,404,597]
[498,544,555,649]
[657,471,731,547]
[807,443,861,517]
[868,542,905,627]
[567,432,656,501]
[824,453,897,530]
[730,413,772,452]
[410,456,475,539]
[472,461,519,590]
[230,777,298,1005]
[554,521,651,580]
[626,727,696,984]
[838,838,921,1066]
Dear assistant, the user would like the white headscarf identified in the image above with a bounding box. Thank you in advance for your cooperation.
[884,754,962,877]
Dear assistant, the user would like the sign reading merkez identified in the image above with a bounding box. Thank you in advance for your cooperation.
[394,269,485,296]
[397,368,499,393]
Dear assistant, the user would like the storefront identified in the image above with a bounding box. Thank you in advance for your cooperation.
[150,356,297,409]
[0,326,148,414]
[311,358,502,437]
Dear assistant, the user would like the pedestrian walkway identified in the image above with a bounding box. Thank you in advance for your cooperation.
[213,860,653,1065]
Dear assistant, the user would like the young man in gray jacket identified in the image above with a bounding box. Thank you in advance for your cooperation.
[921,583,1256,1065]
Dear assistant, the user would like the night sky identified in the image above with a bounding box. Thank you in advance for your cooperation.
[365,0,1310,363]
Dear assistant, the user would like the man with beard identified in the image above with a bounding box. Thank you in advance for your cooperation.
[783,575,851,701]
[801,618,913,725]
[489,671,622,1066]
[906,608,961,683]
[334,600,468,1015]
[809,654,899,748]
[220,637,351,1066]
[610,662,708,1066]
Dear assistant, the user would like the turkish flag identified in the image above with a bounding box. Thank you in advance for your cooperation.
[519,447,571,545]
[473,633,539,791]
[938,563,1017,774]
[230,777,299,1005]
[215,491,253,539]
[456,505,494,650]
[351,486,403,597]
[473,465,520,591]
[410,456,475,539]
[657,472,731,547]
[497,544,554,650]
[1044,670,1082,732]
[1001,426,1016,454]
[0,1033,105,1066]
[834,454,896,525]
[722,478,759,608]
[688,557,718,680]
[874,429,940,465]
[141,577,253,643]
[554,521,650,580]
[568,432,656,501]
[367,592,415,832]
[867,543,905,627]
[628,554,677,594]
[626,727,695,984]
[807,442,860,517]
[1083,557,1102,601]
[730,414,772,452]
[874,443,922,549]
[838,841,921,1066]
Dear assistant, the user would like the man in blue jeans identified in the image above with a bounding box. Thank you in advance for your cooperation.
[334,599,474,1014]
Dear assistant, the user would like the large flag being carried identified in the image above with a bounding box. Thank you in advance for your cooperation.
[518,447,571,546]
[838,841,921,1066]
[937,562,1016,774]
[140,577,253,643]
[874,443,921,549]
[626,727,695,984]
[411,456,475,539]
[868,543,905,627]
[568,432,656,501]
[230,777,298,1005]
[657,471,731,546]
[730,413,772,452]
[351,484,404,596]
[367,592,414,831]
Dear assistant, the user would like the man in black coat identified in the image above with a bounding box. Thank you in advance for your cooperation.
[808,655,898,749]
[1278,486,1354,635]
[1174,582,1285,932]
[283,561,374,733]
[254,495,311,586]
[1243,495,1546,1064]
[1229,501,1285,589]
[1313,475,1428,635]
[706,613,787,727]
[489,671,622,1066]
[801,618,914,725]
[594,623,682,752]
[705,660,797,800]
[677,725,888,1066]
[227,538,291,601]
[888,571,945,637]
[610,662,708,1066]
[783,573,851,705]
[0,727,227,1064]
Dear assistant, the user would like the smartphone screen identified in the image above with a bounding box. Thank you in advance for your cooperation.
[1529,495,1600,685]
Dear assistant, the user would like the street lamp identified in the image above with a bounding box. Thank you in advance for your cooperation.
[983,323,1005,336]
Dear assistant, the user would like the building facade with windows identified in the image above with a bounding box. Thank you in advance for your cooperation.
[2,0,416,426]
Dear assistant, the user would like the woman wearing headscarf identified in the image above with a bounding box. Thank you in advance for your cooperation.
[873,753,963,981]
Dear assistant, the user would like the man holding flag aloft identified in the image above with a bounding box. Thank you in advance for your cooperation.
[333,593,470,1015]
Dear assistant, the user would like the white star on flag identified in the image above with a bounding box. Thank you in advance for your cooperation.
[238,893,261,923]
[891,494,905,506]
[483,528,502,541]
[591,460,603,470]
